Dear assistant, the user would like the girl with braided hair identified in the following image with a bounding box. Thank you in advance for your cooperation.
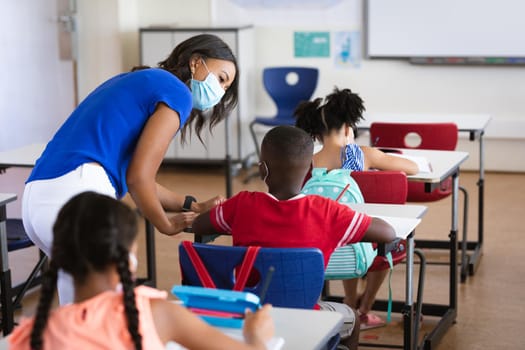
[10,192,274,350]
[295,87,418,331]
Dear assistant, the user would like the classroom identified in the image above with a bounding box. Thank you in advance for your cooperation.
[0,0,524,349]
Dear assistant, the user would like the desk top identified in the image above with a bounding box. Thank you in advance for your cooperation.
[400,148,469,184]
[347,202,427,219]
[221,307,342,350]
[358,113,491,132]
[0,193,17,207]
[0,143,44,168]
[345,203,424,239]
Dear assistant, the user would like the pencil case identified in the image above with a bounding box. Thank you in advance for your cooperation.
[171,285,261,328]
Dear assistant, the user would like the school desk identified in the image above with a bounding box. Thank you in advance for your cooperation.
[0,144,157,288]
[346,203,426,350]
[218,306,343,350]
[358,113,491,280]
[391,148,468,350]
[0,193,18,334]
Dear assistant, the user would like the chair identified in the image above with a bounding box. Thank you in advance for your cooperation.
[245,67,319,182]
[369,122,469,282]
[2,219,47,333]
[179,242,325,309]
[350,170,408,204]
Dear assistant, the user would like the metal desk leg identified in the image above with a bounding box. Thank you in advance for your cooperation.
[421,171,459,349]
[224,109,233,198]
[144,219,156,287]
[0,206,14,334]
[469,131,485,275]
[404,232,415,350]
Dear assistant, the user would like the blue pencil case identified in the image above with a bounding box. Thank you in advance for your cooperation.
[171,285,261,328]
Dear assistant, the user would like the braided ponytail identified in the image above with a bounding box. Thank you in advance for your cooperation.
[30,262,59,350]
[116,246,142,350]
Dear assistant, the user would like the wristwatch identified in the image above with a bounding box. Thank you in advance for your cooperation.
[182,195,197,212]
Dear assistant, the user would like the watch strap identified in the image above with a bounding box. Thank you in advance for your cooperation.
[182,195,197,212]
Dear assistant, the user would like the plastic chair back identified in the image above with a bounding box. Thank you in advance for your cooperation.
[350,171,408,204]
[370,122,458,151]
[179,242,325,309]
[260,67,319,124]
[7,219,34,251]
[369,122,459,202]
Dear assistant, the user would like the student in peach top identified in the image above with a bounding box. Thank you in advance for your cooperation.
[10,192,273,350]
[295,87,418,330]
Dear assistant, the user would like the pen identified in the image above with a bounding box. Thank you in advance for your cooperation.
[428,162,433,172]
[335,184,350,202]
[258,266,275,306]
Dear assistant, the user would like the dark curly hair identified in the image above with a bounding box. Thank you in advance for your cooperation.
[30,192,142,350]
[294,87,365,142]
[134,34,239,145]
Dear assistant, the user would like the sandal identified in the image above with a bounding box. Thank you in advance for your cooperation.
[359,312,386,331]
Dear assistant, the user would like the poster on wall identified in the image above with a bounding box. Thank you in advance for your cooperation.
[333,31,361,68]
[211,0,360,27]
[294,32,330,58]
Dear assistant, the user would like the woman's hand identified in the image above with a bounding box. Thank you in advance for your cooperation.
[166,212,198,235]
[243,304,274,348]
[192,195,225,213]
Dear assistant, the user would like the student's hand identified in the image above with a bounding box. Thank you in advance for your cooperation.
[192,195,225,213]
[167,212,198,235]
[243,304,274,347]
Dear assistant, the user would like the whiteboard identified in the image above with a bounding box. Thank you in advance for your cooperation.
[366,0,525,58]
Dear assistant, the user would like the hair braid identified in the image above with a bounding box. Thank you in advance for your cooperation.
[30,262,59,350]
[116,246,142,350]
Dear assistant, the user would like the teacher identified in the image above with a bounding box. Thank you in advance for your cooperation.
[21,34,238,304]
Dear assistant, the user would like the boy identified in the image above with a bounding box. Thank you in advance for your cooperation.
[192,125,396,350]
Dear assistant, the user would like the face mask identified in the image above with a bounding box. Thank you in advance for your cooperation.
[191,59,225,111]
[128,252,138,272]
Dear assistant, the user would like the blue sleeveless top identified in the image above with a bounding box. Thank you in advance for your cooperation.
[27,68,193,198]
[341,144,365,171]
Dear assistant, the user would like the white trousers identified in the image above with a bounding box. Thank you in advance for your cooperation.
[22,163,116,305]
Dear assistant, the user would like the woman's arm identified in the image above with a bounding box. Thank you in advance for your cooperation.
[155,183,224,213]
[151,299,274,350]
[361,146,419,175]
[127,103,192,235]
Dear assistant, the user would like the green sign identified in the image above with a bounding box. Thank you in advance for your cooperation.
[294,31,330,58]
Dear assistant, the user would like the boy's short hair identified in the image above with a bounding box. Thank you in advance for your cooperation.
[261,125,314,164]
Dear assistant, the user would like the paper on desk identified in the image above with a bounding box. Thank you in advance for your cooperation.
[212,329,285,350]
[166,334,285,350]
[373,216,421,239]
[389,153,432,173]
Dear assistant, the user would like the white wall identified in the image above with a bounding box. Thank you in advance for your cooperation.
[76,0,122,100]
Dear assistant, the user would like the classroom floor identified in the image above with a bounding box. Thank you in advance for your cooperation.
[6,166,525,349]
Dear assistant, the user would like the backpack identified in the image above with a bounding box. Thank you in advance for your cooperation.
[301,168,377,279]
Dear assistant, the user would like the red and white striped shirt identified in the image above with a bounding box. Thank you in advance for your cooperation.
[210,192,371,267]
